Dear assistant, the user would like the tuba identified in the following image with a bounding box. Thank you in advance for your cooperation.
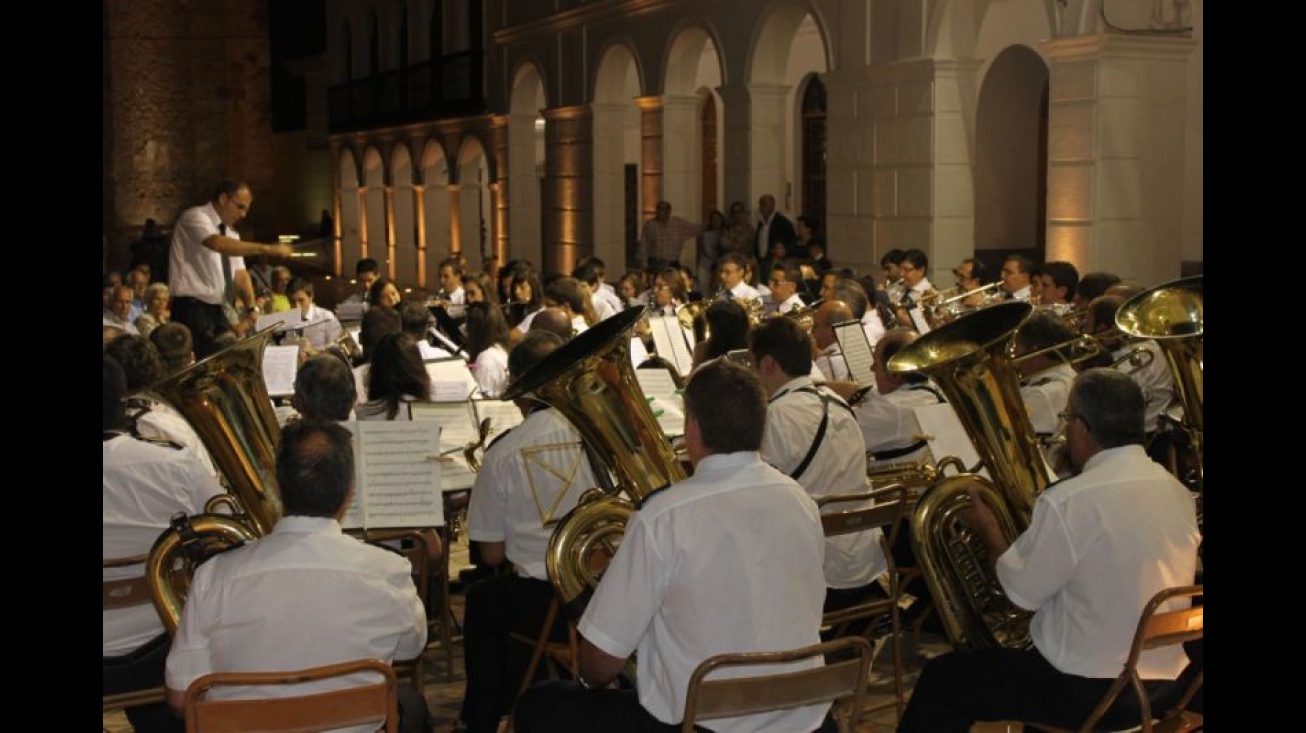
[502,306,688,617]
[887,302,1053,651]
[141,325,284,631]
[1115,275,1203,491]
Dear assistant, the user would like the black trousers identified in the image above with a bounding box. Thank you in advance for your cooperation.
[514,680,840,733]
[897,647,1184,733]
[170,296,229,359]
[103,632,185,733]
[458,574,570,733]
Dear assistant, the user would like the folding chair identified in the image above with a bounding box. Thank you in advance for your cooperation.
[103,553,167,715]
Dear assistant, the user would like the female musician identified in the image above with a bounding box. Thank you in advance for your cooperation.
[649,267,687,316]
[690,300,751,372]
[357,332,430,420]
[462,271,499,308]
[366,276,403,309]
[618,271,644,308]
[463,302,511,399]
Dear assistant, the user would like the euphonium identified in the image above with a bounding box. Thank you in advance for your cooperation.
[141,326,284,631]
[502,306,688,616]
[887,302,1053,651]
[1115,275,1202,490]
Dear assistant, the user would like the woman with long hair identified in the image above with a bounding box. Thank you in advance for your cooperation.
[463,302,512,398]
[462,271,500,308]
[691,300,750,371]
[507,268,545,335]
[359,332,431,420]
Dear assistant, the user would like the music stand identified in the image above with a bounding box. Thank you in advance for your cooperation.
[428,304,468,352]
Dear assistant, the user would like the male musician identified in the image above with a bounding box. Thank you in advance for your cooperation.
[542,276,592,335]
[103,334,219,481]
[513,360,831,733]
[854,328,946,471]
[812,299,856,383]
[1013,311,1080,437]
[150,322,196,374]
[893,249,934,330]
[1084,295,1177,447]
[1073,271,1122,310]
[999,254,1035,302]
[1035,261,1079,314]
[398,298,454,361]
[168,179,294,359]
[898,369,1200,732]
[438,257,467,305]
[579,256,626,316]
[288,277,343,353]
[527,307,576,341]
[718,252,761,301]
[880,248,907,302]
[341,257,382,306]
[292,353,358,422]
[104,356,223,733]
[751,317,885,612]
[458,331,602,733]
[164,418,432,733]
[767,260,808,314]
[829,276,887,349]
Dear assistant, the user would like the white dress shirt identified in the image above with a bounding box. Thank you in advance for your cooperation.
[856,382,945,467]
[298,304,343,351]
[132,400,220,481]
[1114,339,1176,434]
[998,445,1200,680]
[104,435,225,656]
[815,342,851,383]
[761,376,885,589]
[165,516,427,733]
[168,202,245,305]
[578,452,829,733]
[472,344,510,399]
[728,281,761,301]
[465,407,599,581]
[1020,363,1078,435]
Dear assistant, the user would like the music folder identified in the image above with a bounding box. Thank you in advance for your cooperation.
[428,304,468,351]
[338,420,445,531]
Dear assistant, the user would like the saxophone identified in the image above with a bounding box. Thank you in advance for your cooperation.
[886,302,1054,651]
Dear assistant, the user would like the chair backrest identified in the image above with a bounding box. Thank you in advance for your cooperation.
[816,484,911,551]
[183,658,399,733]
[104,554,154,610]
[1078,584,1203,733]
[680,636,873,733]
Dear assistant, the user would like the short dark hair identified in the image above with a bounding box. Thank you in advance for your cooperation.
[901,249,928,271]
[796,215,819,233]
[211,179,248,203]
[960,257,988,283]
[571,261,602,287]
[749,317,813,378]
[880,249,906,267]
[1004,254,1034,275]
[543,276,585,314]
[438,257,463,275]
[104,356,128,431]
[397,298,433,338]
[702,300,752,360]
[366,333,431,418]
[1078,271,1122,302]
[355,258,380,276]
[288,277,314,299]
[509,330,564,380]
[1087,295,1125,334]
[294,355,357,421]
[1069,368,1146,449]
[1015,310,1077,358]
[104,335,166,391]
[1042,261,1080,301]
[684,360,766,455]
[276,419,355,517]
[366,277,399,308]
[150,322,193,373]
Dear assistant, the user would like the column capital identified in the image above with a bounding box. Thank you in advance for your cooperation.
[541,104,593,122]
[1043,32,1198,62]
[634,95,663,112]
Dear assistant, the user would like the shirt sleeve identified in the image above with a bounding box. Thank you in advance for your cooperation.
[577,512,666,659]
[465,452,508,542]
[165,559,217,691]
[995,496,1077,611]
[176,207,219,252]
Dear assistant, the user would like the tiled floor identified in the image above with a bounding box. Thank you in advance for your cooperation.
[104,536,952,733]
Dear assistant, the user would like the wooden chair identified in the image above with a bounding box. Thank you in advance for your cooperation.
[103,553,168,715]
[816,484,912,719]
[508,592,581,696]
[360,529,438,694]
[680,636,874,733]
[182,658,399,733]
[997,584,1204,733]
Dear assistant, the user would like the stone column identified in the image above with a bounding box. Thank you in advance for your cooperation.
[356,187,371,265]
[508,112,542,264]
[448,184,464,261]
[541,105,594,276]
[716,83,752,213]
[660,94,700,219]
[1043,34,1198,285]
[635,96,664,226]
[717,82,790,217]
[332,182,344,277]
[489,115,511,268]
[821,69,871,272]
[931,59,983,284]
[590,102,626,271]
[412,184,428,289]
[383,184,397,282]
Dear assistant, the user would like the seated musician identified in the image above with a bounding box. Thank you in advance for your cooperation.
[164,418,433,733]
[853,328,946,472]
[456,331,602,733]
[398,298,454,361]
[353,302,403,405]
[103,356,223,733]
[750,317,886,614]
[527,306,575,341]
[811,299,855,383]
[1012,312,1079,474]
[898,369,1200,732]
[287,277,343,355]
[356,333,431,421]
[1084,295,1178,458]
[513,360,834,733]
[339,257,381,306]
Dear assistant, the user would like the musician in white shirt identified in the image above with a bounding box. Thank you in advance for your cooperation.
[811,299,855,383]
[438,258,466,305]
[718,252,761,301]
[288,278,342,352]
[1001,254,1035,302]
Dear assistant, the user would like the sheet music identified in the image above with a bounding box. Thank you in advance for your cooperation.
[336,302,366,321]
[256,310,300,334]
[424,358,479,401]
[471,398,525,441]
[410,401,484,491]
[261,345,300,397]
[833,320,876,387]
[649,315,694,376]
[339,421,445,530]
[629,336,649,368]
[913,403,989,480]
[908,306,933,336]
[634,368,686,439]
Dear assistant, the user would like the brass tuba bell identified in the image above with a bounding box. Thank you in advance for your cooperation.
[502,306,688,616]
[141,326,284,632]
[887,302,1053,651]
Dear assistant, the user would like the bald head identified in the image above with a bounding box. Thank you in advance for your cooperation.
[813,299,854,350]
[873,327,922,393]
[529,307,574,340]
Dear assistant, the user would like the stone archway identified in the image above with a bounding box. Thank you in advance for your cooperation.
[337,148,362,271]
[391,143,417,285]
[421,140,452,286]
[591,42,643,272]
[508,61,546,265]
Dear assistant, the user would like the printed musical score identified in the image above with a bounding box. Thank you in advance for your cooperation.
[832,320,876,387]
[339,420,444,530]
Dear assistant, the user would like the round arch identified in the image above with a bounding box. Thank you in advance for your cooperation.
[591,42,643,272]
[454,135,492,279]
[391,143,417,285]
[421,138,452,285]
[361,146,388,275]
[664,22,726,225]
[337,148,362,272]
[508,60,547,265]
